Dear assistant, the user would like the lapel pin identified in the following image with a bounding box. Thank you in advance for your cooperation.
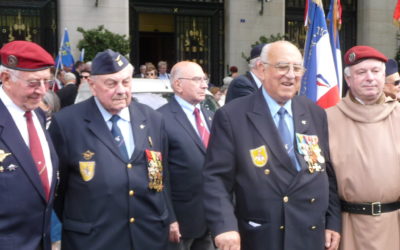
[148,136,153,148]
[208,116,212,121]
[301,120,307,125]
[140,124,145,129]
[6,164,17,171]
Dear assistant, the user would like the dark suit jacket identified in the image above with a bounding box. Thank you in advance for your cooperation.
[0,100,58,250]
[57,84,78,108]
[157,97,214,239]
[49,97,175,250]
[203,89,341,250]
[225,71,259,103]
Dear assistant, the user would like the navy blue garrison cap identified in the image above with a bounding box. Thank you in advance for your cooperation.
[386,59,399,76]
[91,49,129,75]
[250,43,266,60]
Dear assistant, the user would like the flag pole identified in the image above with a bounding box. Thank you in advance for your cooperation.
[53,28,67,91]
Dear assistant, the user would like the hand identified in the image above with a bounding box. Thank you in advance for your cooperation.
[325,229,340,250]
[215,231,241,250]
[169,222,181,243]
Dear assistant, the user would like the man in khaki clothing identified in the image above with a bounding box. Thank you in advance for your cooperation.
[327,45,400,250]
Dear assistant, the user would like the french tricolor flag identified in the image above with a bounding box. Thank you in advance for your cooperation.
[301,0,340,109]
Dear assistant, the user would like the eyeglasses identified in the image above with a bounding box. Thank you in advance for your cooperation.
[263,62,305,76]
[394,80,400,86]
[80,75,90,79]
[12,73,54,88]
[178,77,209,85]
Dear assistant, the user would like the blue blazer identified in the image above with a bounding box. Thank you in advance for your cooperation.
[0,99,58,250]
[158,97,214,239]
[225,71,259,103]
[49,97,175,250]
[203,90,341,250]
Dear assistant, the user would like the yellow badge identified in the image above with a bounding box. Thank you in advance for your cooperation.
[79,161,95,182]
[250,145,268,167]
[82,150,95,160]
[0,150,11,163]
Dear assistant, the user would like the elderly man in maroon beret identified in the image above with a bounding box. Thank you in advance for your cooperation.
[0,40,59,250]
[326,45,400,250]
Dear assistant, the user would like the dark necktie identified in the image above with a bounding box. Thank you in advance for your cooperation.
[25,111,50,200]
[277,107,300,171]
[110,115,129,161]
[193,108,210,147]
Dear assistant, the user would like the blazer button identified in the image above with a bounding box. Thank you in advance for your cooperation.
[130,217,135,223]
[310,225,317,230]
[264,169,270,175]
[279,225,285,230]
[127,163,132,169]
[129,190,135,196]
[310,198,316,203]
[283,196,289,203]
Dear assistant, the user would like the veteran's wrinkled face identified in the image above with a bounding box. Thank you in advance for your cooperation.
[1,68,51,111]
[90,65,133,114]
[262,42,304,105]
[345,59,385,104]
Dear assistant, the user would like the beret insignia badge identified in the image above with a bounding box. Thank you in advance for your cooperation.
[348,52,356,63]
[115,55,123,67]
[7,55,18,67]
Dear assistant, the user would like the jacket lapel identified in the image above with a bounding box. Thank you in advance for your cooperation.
[0,101,47,201]
[246,90,298,175]
[170,98,206,153]
[130,102,148,162]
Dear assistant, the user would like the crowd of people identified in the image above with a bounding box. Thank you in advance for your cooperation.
[0,39,399,250]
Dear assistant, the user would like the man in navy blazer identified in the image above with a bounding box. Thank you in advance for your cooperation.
[49,49,175,250]
[0,41,58,250]
[225,43,266,103]
[203,41,341,250]
[158,61,215,250]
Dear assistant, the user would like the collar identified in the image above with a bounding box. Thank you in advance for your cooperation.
[174,95,201,113]
[94,97,131,122]
[249,71,263,88]
[0,86,26,116]
[262,87,292,117]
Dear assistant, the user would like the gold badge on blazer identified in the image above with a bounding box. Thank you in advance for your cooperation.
[82,150,95,160]
[145,149,163,192]
[249,145,268,167]
[0,150,11,163]
[296,133,325,173]
[79,161,95,182]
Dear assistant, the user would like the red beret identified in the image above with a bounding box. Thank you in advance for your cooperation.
[344,45,388,66]
[0,40,54,71]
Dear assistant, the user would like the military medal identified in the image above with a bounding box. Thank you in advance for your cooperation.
[296,133,325,173]
[145,149,163,192]
[82,150,95,160]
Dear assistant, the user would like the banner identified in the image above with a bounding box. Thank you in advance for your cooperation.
[55,28,74,70]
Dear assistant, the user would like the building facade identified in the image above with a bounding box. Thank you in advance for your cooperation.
[0,0,398,85]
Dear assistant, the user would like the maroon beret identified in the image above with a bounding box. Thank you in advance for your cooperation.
[0,40,54,71]
[344,45,388,66]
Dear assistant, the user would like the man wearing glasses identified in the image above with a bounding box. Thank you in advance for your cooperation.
[49,49,175,250]
[383,59,400,100]
[203,41,341,250]
[158,61,215,250]
[0,40,59,250]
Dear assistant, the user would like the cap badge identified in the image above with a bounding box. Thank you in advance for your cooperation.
[348,52,356,63]
[7,55,18,67]
[115,55,123,67]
